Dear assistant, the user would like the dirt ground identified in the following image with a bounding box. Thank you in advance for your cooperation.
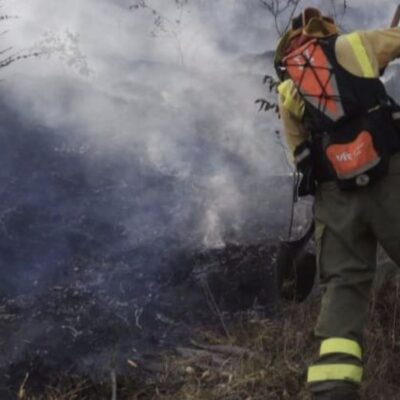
[13,270,400,400]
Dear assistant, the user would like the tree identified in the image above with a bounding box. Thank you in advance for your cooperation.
[129,0,190,66]
[258,0,301,36]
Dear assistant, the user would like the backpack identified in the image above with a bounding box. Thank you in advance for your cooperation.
[280,36,400,191]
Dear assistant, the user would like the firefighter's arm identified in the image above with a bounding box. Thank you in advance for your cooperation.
[277,80,309,159]
[278,99,308,157]
[360,27,400,70]
[279,95,316,196]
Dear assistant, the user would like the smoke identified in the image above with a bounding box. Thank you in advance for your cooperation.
[0,0,397,300]
[3,0,295,257]
[0,3,294,383]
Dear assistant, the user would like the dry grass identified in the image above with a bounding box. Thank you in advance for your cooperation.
[152,300,317,400]
[21,272,400,400]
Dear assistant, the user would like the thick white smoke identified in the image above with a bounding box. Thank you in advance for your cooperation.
[2,0,398,250]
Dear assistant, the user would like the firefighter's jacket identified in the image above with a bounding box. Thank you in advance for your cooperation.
[278,27,400,158]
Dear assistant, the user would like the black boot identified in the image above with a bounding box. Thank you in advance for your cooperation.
[312,387,360,400]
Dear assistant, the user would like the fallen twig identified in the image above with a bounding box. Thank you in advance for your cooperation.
[110,368,117,400]
[199,277,231,339]
[176,346,226,366]
[191,340,263,362]
[17,372,29,400]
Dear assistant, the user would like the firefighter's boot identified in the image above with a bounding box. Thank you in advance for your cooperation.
[312,386,360,400]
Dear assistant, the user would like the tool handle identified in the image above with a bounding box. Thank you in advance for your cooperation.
[391,5,400,27]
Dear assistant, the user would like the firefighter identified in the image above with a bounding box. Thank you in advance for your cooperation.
[274,7,400,400]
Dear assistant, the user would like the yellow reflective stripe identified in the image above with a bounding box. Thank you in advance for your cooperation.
[307,364,363,384]
[346,32,375,78]
[278,80,305,119]
[320,338,362,360]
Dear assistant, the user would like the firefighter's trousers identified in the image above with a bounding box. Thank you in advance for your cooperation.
[308,152,400,395]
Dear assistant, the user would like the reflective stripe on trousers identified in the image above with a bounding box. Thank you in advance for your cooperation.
[307,337,363,386]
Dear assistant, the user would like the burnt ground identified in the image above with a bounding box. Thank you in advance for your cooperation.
[0,240,279,399]
[0,91,299,398]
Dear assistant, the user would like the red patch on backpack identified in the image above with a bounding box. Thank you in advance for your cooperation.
[325,131,380,179]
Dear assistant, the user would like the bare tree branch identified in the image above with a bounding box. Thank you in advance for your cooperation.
[0,2,38,72]
[129,0,190,66]
[282,0,301,34]
[258,0,302,35]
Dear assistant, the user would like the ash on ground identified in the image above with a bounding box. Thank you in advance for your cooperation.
[0,240,279,398]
